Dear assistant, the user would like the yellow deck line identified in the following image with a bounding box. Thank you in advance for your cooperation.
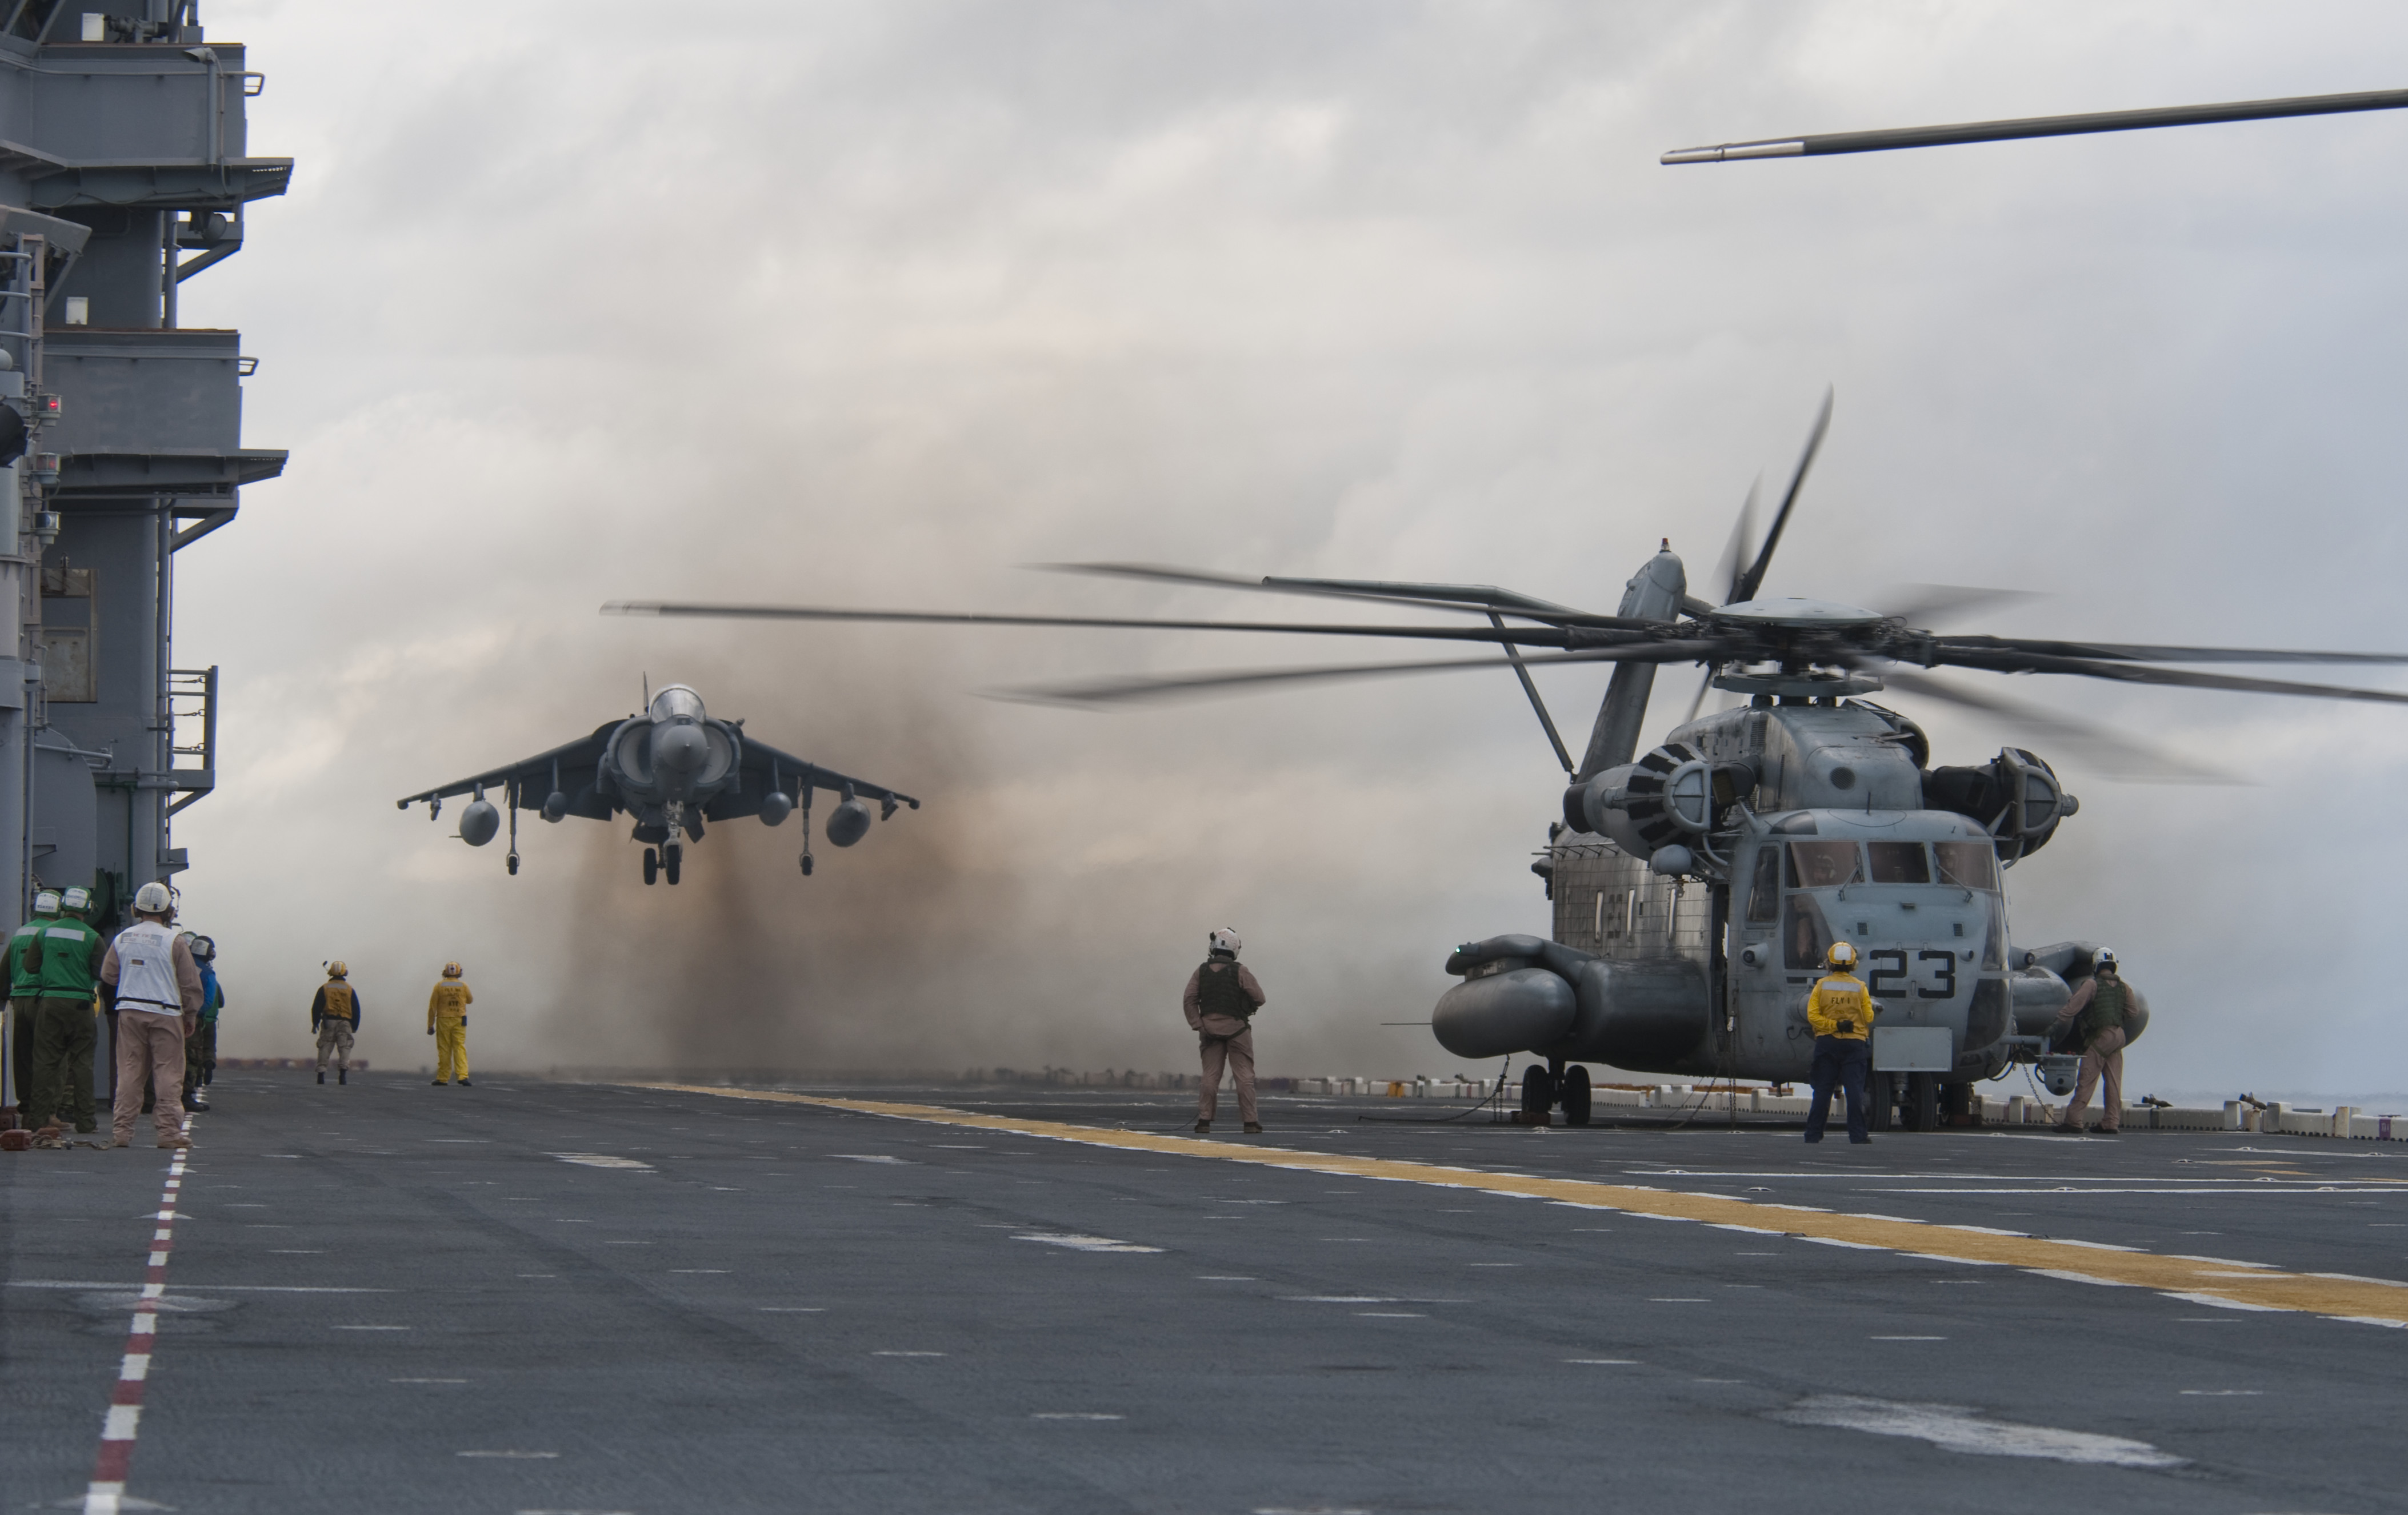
[632,1083,2408,1328]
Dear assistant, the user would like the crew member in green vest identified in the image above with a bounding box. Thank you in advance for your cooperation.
[3,890,58,1128]
[20,885,107,1144]
[1182,927,1267,1135]
[2054,948,2135,1135]
[311,961,362,1085]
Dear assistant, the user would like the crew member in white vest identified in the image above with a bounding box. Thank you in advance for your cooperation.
[99,881,204,1149]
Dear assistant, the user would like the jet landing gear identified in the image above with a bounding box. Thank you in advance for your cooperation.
[643,847,658,885]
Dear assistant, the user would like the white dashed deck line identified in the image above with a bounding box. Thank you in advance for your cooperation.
[83,1143,191,1514]
[1772,1395,2184,1468]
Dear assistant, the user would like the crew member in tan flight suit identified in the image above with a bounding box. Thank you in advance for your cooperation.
[311,962,361,1085]
[1183,927,1266,1136]
[2054,948,2134,1135]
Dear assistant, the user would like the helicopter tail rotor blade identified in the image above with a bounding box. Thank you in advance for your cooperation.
[1732,387,1833,605]
[987,640,1727,708]
[1878,669,2235,784]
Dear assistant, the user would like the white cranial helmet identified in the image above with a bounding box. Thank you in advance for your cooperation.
[1209,927,1242,956]
[133,881,174,916]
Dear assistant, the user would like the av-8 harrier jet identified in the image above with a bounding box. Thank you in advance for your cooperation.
[397,683,918,885]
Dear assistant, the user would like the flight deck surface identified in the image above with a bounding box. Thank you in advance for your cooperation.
[4,1075,2402,1513]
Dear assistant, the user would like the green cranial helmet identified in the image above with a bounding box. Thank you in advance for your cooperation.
[59,886,91,915]
[31,889,59,916]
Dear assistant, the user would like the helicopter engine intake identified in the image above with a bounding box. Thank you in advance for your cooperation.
[1923,748,2077,861]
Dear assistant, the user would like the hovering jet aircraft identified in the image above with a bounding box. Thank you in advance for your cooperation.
[397,683,919,885]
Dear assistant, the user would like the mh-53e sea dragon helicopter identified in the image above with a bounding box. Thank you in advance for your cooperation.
[604,399,2408,1128]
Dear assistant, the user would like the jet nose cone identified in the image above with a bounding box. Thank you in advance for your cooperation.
[655,722,708,772]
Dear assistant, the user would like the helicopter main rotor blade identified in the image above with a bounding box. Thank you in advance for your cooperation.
[1931,646,2408,706]
[1031,562,1592,620]
[602,600,1649,647]
[1877,584,2042,628]
[990,640,1726,708]
[1731,387,1833,606]
[1662,87,2408,164]
[1718,476,1760,607]
[1933,635,2408,667]
[1878,669,2234,784]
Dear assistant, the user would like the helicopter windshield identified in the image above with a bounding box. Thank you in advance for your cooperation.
[1934,841,1999,891]
[1866,841,1930,885]
[1785,841,1862,889]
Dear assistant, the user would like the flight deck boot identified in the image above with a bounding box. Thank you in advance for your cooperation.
[338,1068,347,1085]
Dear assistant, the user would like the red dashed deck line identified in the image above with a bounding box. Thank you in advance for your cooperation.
[85,1125,190,1515]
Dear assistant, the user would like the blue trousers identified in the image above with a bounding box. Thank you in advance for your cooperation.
[1806,1035,1871,1142]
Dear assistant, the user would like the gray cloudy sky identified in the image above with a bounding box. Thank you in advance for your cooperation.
[176,1,2408,1099]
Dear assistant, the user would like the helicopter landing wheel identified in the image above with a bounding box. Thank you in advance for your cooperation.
[663,845,682,886]
[1520,1065,1555,1120]
[642,847,658,886]
[1867,1071,1895,1132]
[1901,1072,1939,1132]
[1559,1064,1593,1127]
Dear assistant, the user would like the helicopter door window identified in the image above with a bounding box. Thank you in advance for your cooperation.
[1783,894,1833,970]
[1934,842,1999,891]
[1785,841,1862,889]
[1745,845,1780,924]
[1866,842,1930,885]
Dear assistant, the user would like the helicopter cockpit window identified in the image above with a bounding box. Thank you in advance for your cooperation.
[1784,893,1832,969]
[1934,841,1999,891]
[1785,841,1862,889]
[1745,845,1780,924]
[1866,841,1930,885]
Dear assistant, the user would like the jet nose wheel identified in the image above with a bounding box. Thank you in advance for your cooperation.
[642,847,658,886]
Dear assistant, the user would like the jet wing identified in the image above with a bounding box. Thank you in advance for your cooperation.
[705,734,921,822]
[396,722,618,819]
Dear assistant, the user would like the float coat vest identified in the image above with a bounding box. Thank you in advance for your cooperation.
[6,921,42,996]
[2077,976,2129,1044]
[1194,959,1255,1020]
[1806,973,1876,1040]
[33,918,101,999]
[319,980,357,1026]
[114,921,185,1019]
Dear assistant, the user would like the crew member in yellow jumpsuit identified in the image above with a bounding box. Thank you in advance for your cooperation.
[1804,940,1878,1145]
[427,961,473,1087]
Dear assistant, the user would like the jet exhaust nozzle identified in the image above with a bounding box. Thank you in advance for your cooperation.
[458,800,501,847]
[759,790,793,827]
[826,798,872,848]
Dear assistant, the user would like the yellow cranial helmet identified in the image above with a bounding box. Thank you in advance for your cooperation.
[327,960,349,979]
[1826,940,1859,971]
[442,961,463,979]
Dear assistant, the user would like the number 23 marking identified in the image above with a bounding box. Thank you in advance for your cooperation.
[1869,949,1957,1000]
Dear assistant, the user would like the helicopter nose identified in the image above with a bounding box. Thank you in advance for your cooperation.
[655,722,708,773]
